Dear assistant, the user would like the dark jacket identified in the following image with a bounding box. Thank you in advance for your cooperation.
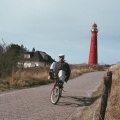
[56,61,71,79]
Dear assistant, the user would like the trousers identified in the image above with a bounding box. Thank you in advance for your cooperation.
[50,62,66,82]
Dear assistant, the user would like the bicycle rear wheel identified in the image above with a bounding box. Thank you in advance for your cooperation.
[50,86,60,104]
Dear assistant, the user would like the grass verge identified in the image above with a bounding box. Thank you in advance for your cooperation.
[0,64,107,92]
[77,80,104,120]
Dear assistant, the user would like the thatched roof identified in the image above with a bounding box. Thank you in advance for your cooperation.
[23,51,54,63]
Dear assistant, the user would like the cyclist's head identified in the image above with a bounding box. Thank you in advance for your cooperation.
[58,54,65,62]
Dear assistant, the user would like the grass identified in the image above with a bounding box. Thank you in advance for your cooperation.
[0,64,107,92]
[9,67,53,88]
[104,64,120,120]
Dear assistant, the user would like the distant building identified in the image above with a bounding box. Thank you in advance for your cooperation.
[18,51,54,68]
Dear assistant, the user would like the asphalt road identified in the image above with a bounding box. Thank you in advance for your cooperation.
[0,71,105,120]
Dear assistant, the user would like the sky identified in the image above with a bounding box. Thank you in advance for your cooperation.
[0,0,120,64]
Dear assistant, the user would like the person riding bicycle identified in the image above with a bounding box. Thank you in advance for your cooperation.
[48,54,71,84]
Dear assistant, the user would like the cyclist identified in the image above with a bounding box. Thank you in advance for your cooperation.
[48,54,71,84]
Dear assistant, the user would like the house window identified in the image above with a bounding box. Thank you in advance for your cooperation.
[24,54,30,58]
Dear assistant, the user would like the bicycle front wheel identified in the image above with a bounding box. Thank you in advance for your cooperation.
[50,86,60,104]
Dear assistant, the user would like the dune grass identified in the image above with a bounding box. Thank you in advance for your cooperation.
[0,64,106,91]
[105,64,120,120]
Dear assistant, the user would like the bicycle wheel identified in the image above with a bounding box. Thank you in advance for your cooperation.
[50,86,60,104]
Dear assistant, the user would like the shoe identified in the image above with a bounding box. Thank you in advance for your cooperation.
[59,80,64,88]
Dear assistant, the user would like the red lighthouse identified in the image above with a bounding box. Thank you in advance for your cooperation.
[88,23,98,64]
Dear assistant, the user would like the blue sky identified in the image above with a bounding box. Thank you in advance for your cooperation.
[0,0,120,64]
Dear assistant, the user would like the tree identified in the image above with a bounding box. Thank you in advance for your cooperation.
[0,43,27,77]
[32,47,35,52]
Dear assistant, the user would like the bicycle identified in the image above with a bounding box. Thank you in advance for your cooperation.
[50,78,64,104]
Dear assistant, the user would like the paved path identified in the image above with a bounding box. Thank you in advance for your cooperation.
[0,71,105,120]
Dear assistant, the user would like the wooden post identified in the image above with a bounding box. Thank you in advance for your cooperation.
[99,71,112,120]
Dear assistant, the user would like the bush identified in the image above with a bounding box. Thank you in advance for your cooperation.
[0,43,27,78]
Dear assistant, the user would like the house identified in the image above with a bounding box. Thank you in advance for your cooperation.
[21,51,54,68]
